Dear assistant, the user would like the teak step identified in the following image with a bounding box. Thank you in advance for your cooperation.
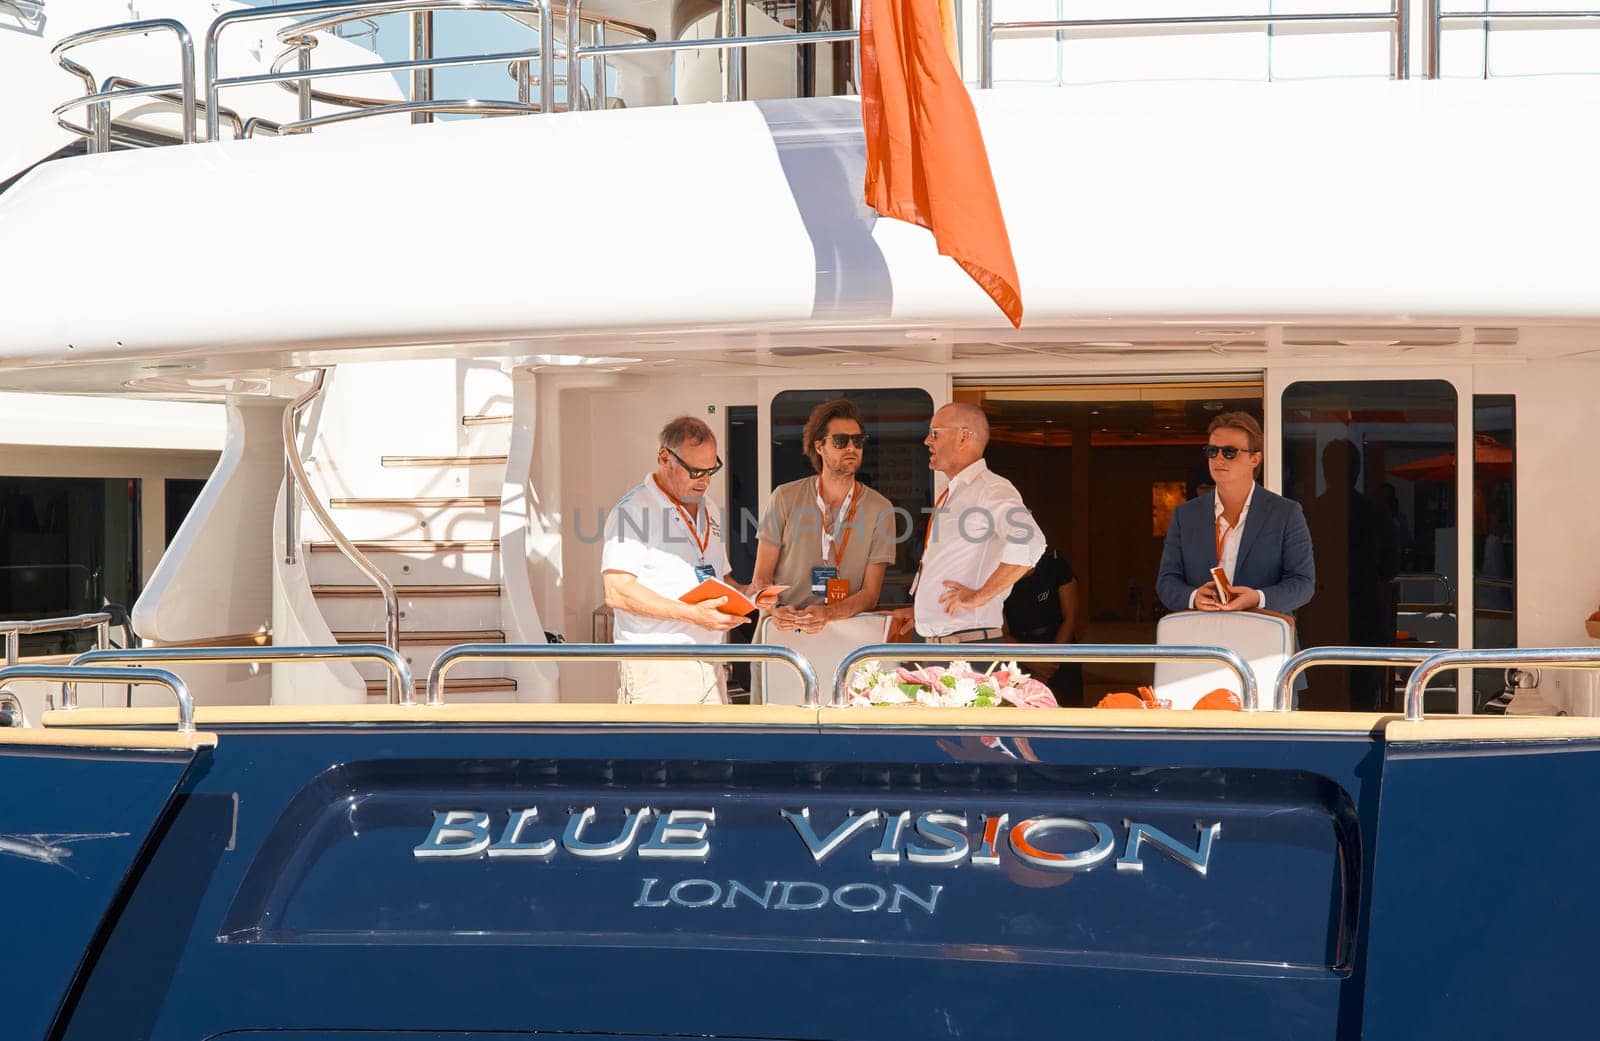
[381,455,507,468]
[461,413,513,427]
[308,539,499,554]
[333,629,506,645]
[312,584,500,598]
[366,676,518,697]
[329,496,501,509]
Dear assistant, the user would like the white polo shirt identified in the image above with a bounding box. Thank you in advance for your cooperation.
[601,473,733,645]
[913,458,1046,637]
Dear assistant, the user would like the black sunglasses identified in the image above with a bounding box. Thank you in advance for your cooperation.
[824,433,869,449]
[1203,445,1254,460]
[666,446,723,480]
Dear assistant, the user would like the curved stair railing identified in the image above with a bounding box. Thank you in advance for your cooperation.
[282,371,402,700]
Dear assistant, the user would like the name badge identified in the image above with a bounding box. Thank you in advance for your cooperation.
[811,565,838,595]
[694,564,716,583]
[826,577,850,604]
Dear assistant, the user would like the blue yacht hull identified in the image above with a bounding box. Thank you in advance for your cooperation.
[3,718,1594,1039]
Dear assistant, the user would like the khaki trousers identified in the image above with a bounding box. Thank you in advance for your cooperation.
[617,659,728,705]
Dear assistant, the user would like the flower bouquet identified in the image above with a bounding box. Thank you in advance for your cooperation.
[844,660,1058,709]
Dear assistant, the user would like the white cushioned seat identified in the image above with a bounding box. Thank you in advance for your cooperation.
[1153,610,1295,709]
[752,612,892,706]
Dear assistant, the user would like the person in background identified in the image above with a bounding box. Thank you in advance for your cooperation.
[1002,546,1083,706]
[1156,411,1315,616]
[750,398,897,634]
[891,401,1046,644]
[602,416,781,705]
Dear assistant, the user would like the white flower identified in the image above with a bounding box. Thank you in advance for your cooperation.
[947,677,980,707]
[948,659,974,677]
[869,675,911,704]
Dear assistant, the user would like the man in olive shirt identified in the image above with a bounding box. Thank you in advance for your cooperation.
[751,399,898,633]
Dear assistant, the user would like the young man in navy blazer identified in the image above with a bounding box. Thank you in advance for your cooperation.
[1157,412,1315,616]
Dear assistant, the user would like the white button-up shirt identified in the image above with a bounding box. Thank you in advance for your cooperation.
[601,473,732,644]
[1190,482,1265,609]
[913,459,1046,637]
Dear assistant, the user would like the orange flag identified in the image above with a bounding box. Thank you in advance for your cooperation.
[861,0,1023,327]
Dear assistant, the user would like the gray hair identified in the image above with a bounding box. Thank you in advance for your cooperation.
[658,415,716,451]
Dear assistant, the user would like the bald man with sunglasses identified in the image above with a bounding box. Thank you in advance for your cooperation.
[602,415,782,704]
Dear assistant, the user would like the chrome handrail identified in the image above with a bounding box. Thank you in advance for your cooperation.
[205,0,565,142]
[565,0,856,107]
[1272,646,1435,713]
[70,644,417,706]
[0,665,194,733]
[0,688,24,728]
[979,7,1411,86]
[1427,6,1600,78]
[831,643,1259,710]
[1403,647,1600,722]
[271,97,541,134]
[281,371,401,700]
[3,613,112,668]
[427,643,820,707]
[52,19,196,150]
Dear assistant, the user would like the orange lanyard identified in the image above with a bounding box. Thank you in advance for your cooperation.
[923,487,951,553]
[652,475,710,560]
[910,487,952,594]
[1215,516,1227,564]
[819,480,862,565]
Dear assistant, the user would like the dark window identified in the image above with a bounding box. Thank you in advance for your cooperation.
[165,478,207,544]
[1472,394,1516,710]
[770,389,935,605]
[0,476,141,656]
[723,405,759,701]
[1282,380,1459,713]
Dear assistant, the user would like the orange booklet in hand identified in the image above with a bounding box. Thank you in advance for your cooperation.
[1209,566,1233,605]
[681,579,787,616]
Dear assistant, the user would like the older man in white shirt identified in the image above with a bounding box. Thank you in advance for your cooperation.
[891,402,1046,644]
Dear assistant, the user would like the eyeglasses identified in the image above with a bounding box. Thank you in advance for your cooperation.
[825,433,869,449]
[1203,445,1255,460]
[926,426,966,441]
[665,446,724,480]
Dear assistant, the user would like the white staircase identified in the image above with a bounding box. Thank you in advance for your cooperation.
[276,361,553,704]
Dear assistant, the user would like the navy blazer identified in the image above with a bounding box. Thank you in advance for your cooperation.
[1156,486,1315,615]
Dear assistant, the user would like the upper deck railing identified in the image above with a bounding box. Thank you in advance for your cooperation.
[47,0,1600,153]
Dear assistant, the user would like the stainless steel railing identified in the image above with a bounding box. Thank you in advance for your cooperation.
[1403,647,1600,722]
[0,0,43,29]
[0,665,194,733]
[978,6,1413,87]
[2,612,112,668]
[52,19,197,152]
[202,0,654,139]
[281,371,401,700]
[1271,646,1435,713]
[0,687,24,728]
[70,644,417,705]
[1425,5,1600,78]
[831,642,1259,710]
[427,643,819,706]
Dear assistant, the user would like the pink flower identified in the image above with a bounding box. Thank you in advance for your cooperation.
[896,665,946,687]
[1001,678,1057,709]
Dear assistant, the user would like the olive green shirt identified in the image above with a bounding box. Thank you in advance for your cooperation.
[757,477,899,609]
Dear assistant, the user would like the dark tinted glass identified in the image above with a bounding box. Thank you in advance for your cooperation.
[0,476,141,656]
[1282,380,1458,713]
[1472,395,1516,710]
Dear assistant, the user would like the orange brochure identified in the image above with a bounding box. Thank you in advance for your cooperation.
[681,579,787,616]
[1209,566,1233,605]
